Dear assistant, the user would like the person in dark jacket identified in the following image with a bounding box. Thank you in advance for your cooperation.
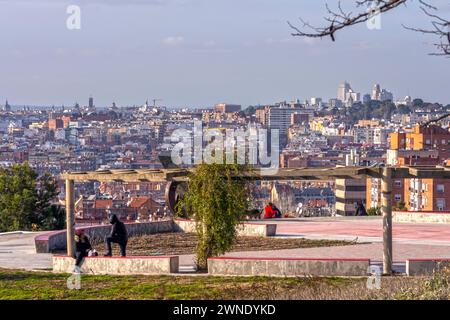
[272,204,282,218]
[74,229,92,267]
[104,214,128,257]
[355,201,368,216]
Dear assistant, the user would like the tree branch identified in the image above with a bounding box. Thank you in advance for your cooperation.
[289,0,449,57]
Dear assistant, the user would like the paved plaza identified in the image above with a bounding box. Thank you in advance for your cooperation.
[2,217,450,271]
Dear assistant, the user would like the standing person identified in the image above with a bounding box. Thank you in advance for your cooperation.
[74,229,92,268]
[355,201,368,216]
[104,214,128,257]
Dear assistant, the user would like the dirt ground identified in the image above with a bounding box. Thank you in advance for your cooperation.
[90,232,355,256]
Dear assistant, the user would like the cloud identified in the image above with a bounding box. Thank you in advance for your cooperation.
[162,36,185,46]
[203,40,216,47]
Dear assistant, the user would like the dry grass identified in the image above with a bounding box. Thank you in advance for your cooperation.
[1,268,447,300]
[90,232,355,256]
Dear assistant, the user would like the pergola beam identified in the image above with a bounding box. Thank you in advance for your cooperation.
[62,165,449,272]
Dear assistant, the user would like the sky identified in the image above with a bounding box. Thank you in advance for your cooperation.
[0,0,449,108]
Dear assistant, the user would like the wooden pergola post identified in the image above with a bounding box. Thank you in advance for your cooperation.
[381,167,393,275]
[65,179,75,257]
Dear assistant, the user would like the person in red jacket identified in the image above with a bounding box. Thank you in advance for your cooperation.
[263,202,276,219]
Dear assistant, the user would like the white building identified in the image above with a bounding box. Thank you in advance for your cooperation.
[337,81,360,107]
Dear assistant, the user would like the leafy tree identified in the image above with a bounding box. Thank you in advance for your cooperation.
[367,206,381,216]
[394,201,407,211]
[0,163,61,232]
[178,163,250,269]
[0,163,38,231]
[35,173,60,225]
[413,98,424,108]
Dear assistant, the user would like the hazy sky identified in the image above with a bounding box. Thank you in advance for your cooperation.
[1,0,449,108]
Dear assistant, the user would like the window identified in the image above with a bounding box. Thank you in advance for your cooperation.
[437,184,445,193]
[394,180,402,188]
[425,139,431,145]
[437,199,445,211]
[394,194,402,202]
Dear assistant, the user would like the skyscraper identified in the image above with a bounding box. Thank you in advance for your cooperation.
[371,84,381,100]
[88,95,95,111]
[337,82,351,102]
[337,81,360,107]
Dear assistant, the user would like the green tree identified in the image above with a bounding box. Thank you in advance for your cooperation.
[394,201,407,211]
[178,163,250,269]
[0,163,61,232]
[367,207,381,216]
[413,98,424,108]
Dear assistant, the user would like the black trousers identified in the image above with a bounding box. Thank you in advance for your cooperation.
[105,236,127,256]
[75,251,88,267]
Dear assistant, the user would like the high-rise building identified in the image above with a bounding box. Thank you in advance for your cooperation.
[380,89,394,102]
[214,104,241,113]
[371,84,381,100]
[88,95,95,111]
[310,97,322,108]
[89,96,94,108]
[337,82,351,102]
[268,107,300,146]
[363,94,371,104]
[371,84,393,102]
[337,81,360,107]
[329,98,343,109]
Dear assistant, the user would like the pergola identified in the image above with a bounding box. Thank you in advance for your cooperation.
[61,165,450,275]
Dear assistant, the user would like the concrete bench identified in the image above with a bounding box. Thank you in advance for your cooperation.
[406,259,450,276]
[174,219,277,237]
[53,255,179,275]
[208,257,370,277]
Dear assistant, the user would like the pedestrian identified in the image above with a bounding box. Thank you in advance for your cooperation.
[104,214,128,257]
[355,201,368,216]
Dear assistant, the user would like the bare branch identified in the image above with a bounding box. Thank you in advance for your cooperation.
[289,0,450,57]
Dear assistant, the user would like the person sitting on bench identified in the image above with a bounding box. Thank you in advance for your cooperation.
[74,229,92,268]
[104,214,128,257]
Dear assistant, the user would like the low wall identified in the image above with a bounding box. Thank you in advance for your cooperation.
[208,257,370,277]
[393,211,450,224]
[36,219,276,253]
[35,220,174,253]
[174,219,277,237]
[53,255,179,275]
[406,259,450,276]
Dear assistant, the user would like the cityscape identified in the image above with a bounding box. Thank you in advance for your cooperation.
[1,81,449,219]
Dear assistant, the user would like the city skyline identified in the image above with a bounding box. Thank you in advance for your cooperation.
[1,1,450,107]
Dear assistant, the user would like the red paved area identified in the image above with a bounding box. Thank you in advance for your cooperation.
[274,219,450,243]
[211,218,450,264]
